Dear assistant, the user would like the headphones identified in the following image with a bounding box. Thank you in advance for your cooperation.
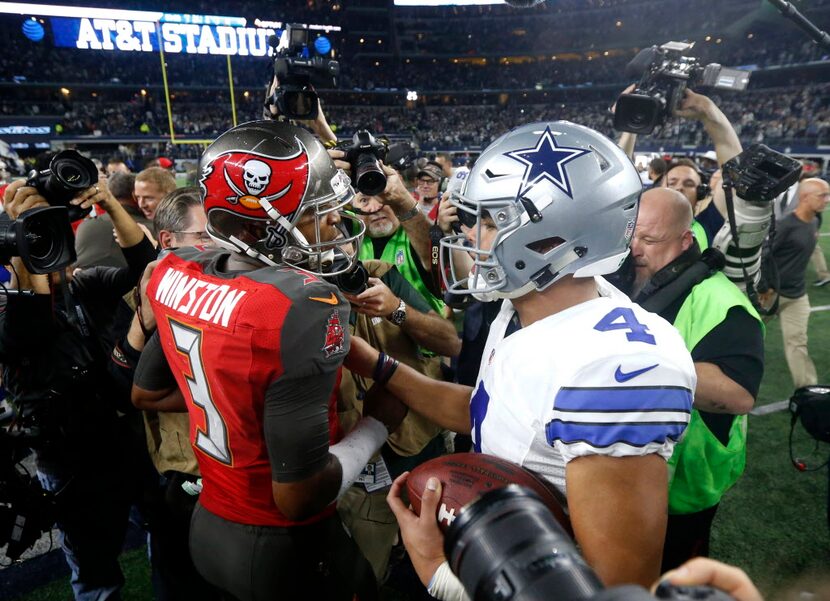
[667,160,710,201]
[421,160,447,197]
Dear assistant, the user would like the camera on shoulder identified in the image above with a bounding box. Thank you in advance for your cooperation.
[266,23,339,121]
[614,41,750,135]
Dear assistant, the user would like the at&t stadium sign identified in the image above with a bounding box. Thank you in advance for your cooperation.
[0,2,341,56]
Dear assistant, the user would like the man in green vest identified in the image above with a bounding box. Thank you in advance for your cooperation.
[629,187,765,572]
[329,153,448,317]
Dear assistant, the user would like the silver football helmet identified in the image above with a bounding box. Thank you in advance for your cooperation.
[441,121,642,299]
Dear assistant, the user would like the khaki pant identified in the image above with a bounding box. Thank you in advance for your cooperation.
[778,294,818,389]
[338,485,399,582]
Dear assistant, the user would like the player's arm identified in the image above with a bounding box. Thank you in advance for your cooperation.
[347,335,472,434]
[131,331,187,412]
[566,453,668,587]
[265,373,404,521]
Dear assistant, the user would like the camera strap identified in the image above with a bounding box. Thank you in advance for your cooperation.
[428,224,446,299]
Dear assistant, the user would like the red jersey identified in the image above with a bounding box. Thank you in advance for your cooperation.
[147,248,348,526]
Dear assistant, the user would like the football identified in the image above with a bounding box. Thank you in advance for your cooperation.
[406,453,571,533]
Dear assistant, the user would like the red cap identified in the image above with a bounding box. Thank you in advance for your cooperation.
[157,157,173,169]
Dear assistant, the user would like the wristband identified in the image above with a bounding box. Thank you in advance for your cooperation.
[373,352,400,385]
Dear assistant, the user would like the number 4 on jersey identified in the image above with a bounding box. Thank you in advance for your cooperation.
[593,307,656,345]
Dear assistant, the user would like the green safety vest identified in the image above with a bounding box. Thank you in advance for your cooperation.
[359,227,446,315]
[692,219,709,251]
[667,271,763,514]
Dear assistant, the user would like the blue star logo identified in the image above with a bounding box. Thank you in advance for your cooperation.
[504,126,591,199]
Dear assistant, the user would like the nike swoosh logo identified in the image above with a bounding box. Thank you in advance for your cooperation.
[614,364,659,383]
[309,293,339,305]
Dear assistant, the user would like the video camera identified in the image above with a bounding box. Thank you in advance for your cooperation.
[266,23,340,120]
[614,41,750,135]
[0,149,96,274]
[446,485,733,601]
[0,207,76,275]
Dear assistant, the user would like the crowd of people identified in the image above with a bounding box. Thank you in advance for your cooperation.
[1,72,827,601]
[7,82,823,152]
[0,1,829,601]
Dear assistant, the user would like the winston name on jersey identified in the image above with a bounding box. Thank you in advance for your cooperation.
[472,278,696,492]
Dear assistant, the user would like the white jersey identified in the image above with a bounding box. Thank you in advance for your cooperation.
[472,277,696,494]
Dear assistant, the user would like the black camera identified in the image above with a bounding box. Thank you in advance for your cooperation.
[446,485,733,601]
[339,130,388,196]
[267,23,340,120]
[614,41,750,135]
[0,207,77,274]
[721,144,802,203]
[26,150,98,222]
[326,259,369,295]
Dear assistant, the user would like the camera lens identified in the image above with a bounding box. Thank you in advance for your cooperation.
[56,164,84,186]
[354,153,387,196]
[445,485,603,601]
[51,151,96,192]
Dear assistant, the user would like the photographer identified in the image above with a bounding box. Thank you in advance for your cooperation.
[0,178,156,600]
[630,188,764,571]
[333,152,447,316]
[618,85,771,291]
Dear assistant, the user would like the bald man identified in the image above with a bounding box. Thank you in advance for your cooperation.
[767,177,829,389]
[631,187,764,571]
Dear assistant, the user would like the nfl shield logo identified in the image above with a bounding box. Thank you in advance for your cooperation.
[395,249,405,265]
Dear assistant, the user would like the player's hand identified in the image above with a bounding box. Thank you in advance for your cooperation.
[437,192,459,235]
[363,383,407,433]
[345,278,400,318]
[3,179,49,220]
[387,472,447,589]
[344,335,380,377]
[674,89,717,121]
[654,558,763,601]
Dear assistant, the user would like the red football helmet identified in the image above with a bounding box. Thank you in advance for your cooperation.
[199,120,364,275]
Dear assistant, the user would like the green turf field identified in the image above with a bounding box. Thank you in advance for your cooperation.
[11,222,830,601]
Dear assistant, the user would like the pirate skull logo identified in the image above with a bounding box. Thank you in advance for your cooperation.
[242,159,272,196]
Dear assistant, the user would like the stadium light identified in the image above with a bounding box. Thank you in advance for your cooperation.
[407,90,418,101]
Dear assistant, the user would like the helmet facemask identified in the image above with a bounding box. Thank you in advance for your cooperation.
[439,122,642,300]
[200,122,366,276]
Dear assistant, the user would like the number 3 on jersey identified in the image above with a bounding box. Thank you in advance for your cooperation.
[170,321,232,464]
[593,307,656,345]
